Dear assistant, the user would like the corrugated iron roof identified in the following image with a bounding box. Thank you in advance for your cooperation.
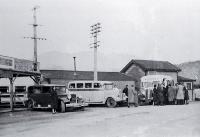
[178,76,196,82]
[121,59,181,73]
[41,70,136,81]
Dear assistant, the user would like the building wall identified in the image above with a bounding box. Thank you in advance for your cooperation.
[124,64,145,88]
[183,81,194,101]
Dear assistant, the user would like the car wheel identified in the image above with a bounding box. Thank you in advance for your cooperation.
[60,101,66,113]
[106,97,117,108]
[27,100,34,110]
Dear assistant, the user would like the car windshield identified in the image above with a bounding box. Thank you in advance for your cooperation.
[55,86,66,94]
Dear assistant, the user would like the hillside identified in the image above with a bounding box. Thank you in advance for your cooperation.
[178,61,200,84]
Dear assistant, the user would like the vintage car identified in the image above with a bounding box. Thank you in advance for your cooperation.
[26,84,87,112]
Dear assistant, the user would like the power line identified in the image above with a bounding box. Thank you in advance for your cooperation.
[90,22,101,81]
[24,6,46,72]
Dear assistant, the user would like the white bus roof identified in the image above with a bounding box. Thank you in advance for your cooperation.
[141,75,173,82]
[68,81,113,84]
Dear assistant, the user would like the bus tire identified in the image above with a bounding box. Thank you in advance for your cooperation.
[60,101,66,113]
[106,97,117,108]
[27,100,34,110]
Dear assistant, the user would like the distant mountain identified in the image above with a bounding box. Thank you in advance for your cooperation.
[178,61,200,84]
[38,51,134,72]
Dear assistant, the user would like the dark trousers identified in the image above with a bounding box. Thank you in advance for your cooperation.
[177,99,184,105]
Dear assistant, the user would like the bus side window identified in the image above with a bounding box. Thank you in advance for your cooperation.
[85,83,92,88]
[77,83,83,88]
[69,83,75,88]
[15,86,26,93]
[94,83,101,88]
[0,86,9,93]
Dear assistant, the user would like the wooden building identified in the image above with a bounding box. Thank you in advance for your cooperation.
[178,76,196,100]
[120,59,181,88]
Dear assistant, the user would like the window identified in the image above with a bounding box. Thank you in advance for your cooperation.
[104,84,113,90]
[42,87,51,93]
[55,86,66,94]
[77,83,83,88]
[15,86,26,93]
[85,83,92,88]
[186,83,192,90]
[32,87,42,94]
[94,83,101,88]
[0,86,9,93]
[69,83,75,88]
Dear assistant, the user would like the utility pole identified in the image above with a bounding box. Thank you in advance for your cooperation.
[24,6,46,72]
[73,56,77,80]
[90,23,101,81]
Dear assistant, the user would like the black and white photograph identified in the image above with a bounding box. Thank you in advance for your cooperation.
[0,0,200,137]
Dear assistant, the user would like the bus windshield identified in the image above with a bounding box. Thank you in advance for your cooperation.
[104,84,113,90]
[142,81,159,88]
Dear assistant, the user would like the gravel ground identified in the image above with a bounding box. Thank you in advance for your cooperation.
[0,102,200,137]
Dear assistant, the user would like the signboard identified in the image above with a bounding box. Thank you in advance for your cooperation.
[0,55,14,69]
[0,55,39,72]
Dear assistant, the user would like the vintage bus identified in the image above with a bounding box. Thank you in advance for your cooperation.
[0,85,29,106]
[140,75,174,104]
[67,81,127,107]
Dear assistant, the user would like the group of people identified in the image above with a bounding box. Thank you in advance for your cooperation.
[153,82,189,106]
[122,81,189,107]
[122,85,139,107]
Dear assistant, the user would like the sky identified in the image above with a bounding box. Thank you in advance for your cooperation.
[0,0,200,65]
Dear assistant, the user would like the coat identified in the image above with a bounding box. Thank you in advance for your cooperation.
[184,87,189,100]
[153,87,159,102]
[157,86,164,102]
[128,87,134,103]
[176,85,184,100]
[50,91,58,109]
[123,87,128,97]
[133,89,138,104]
[168,86,176,102]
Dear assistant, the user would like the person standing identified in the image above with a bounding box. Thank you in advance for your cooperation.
[176,83,185,105]
[128,85,135,107]
[153,85,158,105]
[50,89,58,114]
[184,86,189,104]
[123,85,129,106]
[132,85,138,107]
[168,84,176,105]
[157,83,164,106]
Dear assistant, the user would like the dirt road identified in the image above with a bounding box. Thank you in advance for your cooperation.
[0,102,200,137]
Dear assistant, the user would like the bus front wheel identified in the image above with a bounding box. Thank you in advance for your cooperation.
[106,97,117,108]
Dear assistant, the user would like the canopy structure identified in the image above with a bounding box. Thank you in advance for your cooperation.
[0,55,41,111]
